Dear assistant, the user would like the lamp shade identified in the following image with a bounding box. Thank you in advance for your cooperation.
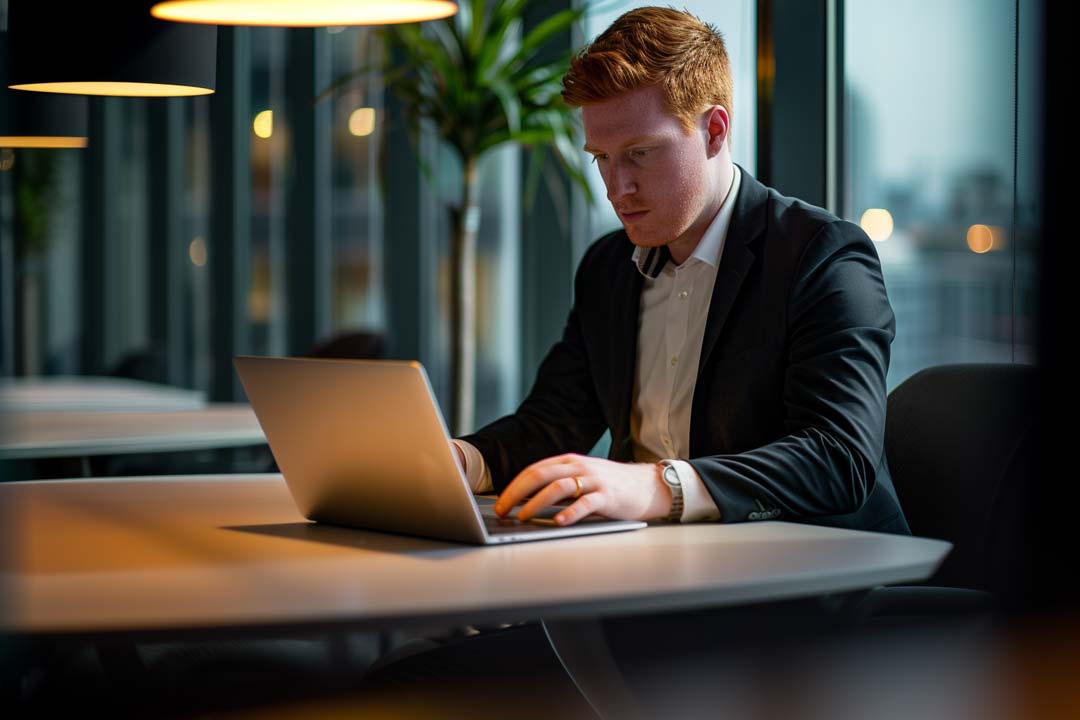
[0,33,87,148]
[151,0,458,26]
[7,1,216,97]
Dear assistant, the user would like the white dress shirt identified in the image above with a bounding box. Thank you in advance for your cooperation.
[454,164,741,522]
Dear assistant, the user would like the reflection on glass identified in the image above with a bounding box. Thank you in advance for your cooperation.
[185,96,212,391]
[252,110,274,139]
[844,0,1035,390]
[250,27,287,356]
[327,27,386,340]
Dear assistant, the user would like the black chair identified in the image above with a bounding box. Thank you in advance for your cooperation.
[305,331,388,361]
[857,362,1036,620]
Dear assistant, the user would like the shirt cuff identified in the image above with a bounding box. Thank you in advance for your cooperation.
[666,459,721,522]
[451,439,494,494]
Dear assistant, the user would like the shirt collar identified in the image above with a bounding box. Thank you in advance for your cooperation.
[631,163,742,278]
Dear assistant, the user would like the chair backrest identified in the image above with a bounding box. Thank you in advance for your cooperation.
[885,363,1035,593]
[305,331,388,361]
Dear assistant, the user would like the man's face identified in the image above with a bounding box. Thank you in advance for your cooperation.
[582,84,724,259]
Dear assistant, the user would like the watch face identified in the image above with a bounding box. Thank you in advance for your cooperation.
[663,465,681,487]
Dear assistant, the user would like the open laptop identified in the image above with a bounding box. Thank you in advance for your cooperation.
[234,356,646,544]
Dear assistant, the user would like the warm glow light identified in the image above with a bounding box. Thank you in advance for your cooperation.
[859,208,894,242]
[348,107,375,137]
[151,0,458,26]
[966,224,999,253]
[253,110,273,139]
[0,136,88,149]
[189,236,208,267]
[9,82,213,97]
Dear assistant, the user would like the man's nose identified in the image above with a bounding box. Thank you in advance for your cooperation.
[606,164,636,202]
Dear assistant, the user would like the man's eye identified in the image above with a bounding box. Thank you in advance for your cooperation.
[590,155,607,164]
[630,148,650,158]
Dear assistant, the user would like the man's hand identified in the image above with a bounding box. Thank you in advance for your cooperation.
[493,454,672,525]
[451,441,466,473]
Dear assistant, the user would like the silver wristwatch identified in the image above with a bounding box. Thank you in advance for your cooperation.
[659,461,684,522]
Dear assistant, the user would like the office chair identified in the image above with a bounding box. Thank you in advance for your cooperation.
[856,362,1036,621]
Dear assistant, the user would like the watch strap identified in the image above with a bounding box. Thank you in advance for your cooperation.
[660,461,684,522]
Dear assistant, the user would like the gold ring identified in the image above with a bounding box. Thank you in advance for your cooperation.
[572,476,583,499]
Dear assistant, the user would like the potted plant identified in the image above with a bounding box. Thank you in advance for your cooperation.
[326,0,594,434]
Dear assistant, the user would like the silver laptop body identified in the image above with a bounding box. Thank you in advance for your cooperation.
[234,356,646,544]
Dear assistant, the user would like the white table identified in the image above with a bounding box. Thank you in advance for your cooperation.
[0,376,207,413]
[0,405,265,460]
[0,474,952,637]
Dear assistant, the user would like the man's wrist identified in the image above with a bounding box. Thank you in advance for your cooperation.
[651,463,672,519]
[657,460,684,522]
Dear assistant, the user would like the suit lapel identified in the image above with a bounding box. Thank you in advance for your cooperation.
[695,164,768,383]
[608,240,643,462]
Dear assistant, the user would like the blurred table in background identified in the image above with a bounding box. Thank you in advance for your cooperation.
[0,376,206,413]
[0,405,264,461]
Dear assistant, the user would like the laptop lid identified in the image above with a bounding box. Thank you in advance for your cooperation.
[234,356,645,544]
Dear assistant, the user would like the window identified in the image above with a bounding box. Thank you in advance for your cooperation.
[844,0,1037,389]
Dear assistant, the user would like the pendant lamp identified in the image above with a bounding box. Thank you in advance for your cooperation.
[7,1,216,97]
[150,0,457,26]
[0,34,87,147]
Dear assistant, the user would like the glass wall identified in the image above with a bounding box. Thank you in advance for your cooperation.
[183,96,212,392]
[6,146,83,376]
[249,27,288,358]
[326,26,386,337]
[844,0,1037,390]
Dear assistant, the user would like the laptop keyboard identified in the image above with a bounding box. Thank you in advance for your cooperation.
[482,513,563,534]
[476,497,566,534]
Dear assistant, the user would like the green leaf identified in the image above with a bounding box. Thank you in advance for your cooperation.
[510,8,584,71]
[489,76,521,135]
[476,17,522,82]
[467,0,487,56]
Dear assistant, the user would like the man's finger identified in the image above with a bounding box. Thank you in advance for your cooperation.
[553,491,603,526]
[516,475,582,521]
[494,457,585,515]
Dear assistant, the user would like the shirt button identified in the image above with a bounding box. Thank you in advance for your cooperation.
[678,290,689,299]
[670,356,678,366]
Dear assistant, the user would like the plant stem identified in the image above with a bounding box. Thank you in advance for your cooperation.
[450,156,479,435]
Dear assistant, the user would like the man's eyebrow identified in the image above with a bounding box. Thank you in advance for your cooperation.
[583,135,664,153]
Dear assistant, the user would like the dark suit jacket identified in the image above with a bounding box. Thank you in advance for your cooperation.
[461,164,910,534]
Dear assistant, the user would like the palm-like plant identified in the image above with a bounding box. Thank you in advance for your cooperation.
[333,0,593,434]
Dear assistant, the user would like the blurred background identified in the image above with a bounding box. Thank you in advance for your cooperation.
[0,0,1039,430]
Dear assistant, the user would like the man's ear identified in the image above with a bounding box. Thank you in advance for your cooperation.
[704,105,730,157]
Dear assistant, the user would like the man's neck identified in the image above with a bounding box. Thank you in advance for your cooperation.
[667,160,735,266]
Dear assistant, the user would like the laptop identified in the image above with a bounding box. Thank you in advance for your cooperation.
[234,356,647,544]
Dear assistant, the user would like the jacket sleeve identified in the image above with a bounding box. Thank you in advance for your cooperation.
[457,244,609,492]
[689,220,896,522]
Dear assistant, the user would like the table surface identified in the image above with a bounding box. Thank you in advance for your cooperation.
[0,376,207,413]
[0,405,266,459]
[0,474,952,637]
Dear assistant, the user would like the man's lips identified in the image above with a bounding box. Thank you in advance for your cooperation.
[619,209,649,222]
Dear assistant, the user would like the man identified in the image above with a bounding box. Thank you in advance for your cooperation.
[358,8,910,710]
[452,6,909,536]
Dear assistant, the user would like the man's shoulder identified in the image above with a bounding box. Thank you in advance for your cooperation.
[758,180,846,241]
[742,170,874,258]
[576,226,633,275]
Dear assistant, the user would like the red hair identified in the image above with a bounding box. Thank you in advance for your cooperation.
[562,6,734,133]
